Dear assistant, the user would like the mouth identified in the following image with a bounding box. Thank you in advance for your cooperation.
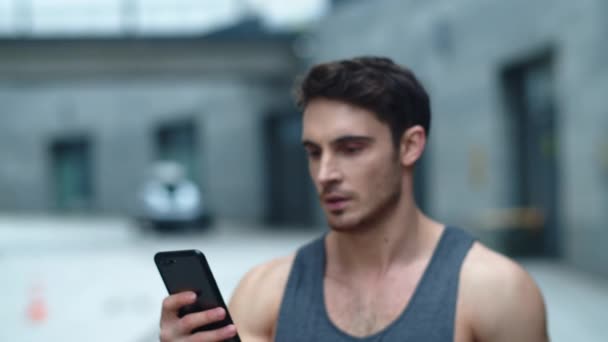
[323,195,350,212]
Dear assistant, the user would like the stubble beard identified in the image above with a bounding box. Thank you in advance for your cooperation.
[326,178,402,234]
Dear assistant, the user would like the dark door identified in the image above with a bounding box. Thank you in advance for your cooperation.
[50,137,93,211]
[502,51,560,257]
[155,119,199,185]
[414,151,429,214]
[264,113,314,226]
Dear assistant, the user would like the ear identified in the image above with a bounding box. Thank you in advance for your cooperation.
[399,125,426,167]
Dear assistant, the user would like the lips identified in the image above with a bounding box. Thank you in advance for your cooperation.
[323,195,350,211]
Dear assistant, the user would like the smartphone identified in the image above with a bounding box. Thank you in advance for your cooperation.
[154,249,240,341]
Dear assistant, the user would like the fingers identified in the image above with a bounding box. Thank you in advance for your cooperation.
[177,308,226,335]
[186,324,238,342]
[160,292,235,342]
[161,292,197,324]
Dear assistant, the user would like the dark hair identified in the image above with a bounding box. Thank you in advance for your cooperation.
[295,56,431,146]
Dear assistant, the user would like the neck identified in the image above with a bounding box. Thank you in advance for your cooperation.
[325,194,443,278]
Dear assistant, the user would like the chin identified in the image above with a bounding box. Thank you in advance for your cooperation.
[325,201,394,233]
[325,211,366,232]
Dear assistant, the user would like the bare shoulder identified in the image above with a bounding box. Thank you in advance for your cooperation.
[459,242,549,342]
[228,254,295,341]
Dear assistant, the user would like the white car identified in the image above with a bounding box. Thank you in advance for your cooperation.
[137,162,212,231]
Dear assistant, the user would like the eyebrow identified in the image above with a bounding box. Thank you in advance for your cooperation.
[301,140,318,148]
[332,135,374,145]
[301,135,374,148]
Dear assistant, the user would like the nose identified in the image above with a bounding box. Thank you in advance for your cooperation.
[317,154,342,187]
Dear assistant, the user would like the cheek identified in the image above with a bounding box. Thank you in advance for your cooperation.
[359,157,401,193]
[362,150,398,177]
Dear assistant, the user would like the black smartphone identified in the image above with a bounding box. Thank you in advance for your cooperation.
[154,249,240,341]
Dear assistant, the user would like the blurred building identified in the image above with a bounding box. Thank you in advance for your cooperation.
[0,13,319,226]
[1,0,607,278]
[308,0,608,276]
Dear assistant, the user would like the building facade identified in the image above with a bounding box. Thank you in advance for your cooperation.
[0,22,317,225]
[309,0,608,275]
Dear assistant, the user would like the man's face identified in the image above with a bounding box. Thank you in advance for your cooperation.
[302,98,403,231]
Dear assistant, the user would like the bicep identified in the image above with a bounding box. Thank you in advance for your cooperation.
[228,257,293,342]
[494,277,548,342]
[463,245,549,342]
[228,272,275,341]
[473,266,549,342]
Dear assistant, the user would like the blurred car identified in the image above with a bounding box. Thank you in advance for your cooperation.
[137,161,212,232]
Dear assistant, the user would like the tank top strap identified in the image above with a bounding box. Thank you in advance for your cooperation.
[394,226,475,340]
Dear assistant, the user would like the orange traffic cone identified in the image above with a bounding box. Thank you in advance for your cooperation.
[27,284,48,324]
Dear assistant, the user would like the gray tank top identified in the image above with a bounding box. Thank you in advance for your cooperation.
[274,226,475,342]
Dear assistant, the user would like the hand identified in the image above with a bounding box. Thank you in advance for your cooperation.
[159,291,238,342]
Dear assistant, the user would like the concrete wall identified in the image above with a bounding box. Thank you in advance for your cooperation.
[308,0,608,275]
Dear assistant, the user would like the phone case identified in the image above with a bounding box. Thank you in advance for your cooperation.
[155,249,241,341]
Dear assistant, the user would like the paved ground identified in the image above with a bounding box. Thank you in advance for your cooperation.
[0,215,606,342]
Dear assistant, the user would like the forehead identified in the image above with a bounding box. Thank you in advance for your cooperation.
[301,98,389,142]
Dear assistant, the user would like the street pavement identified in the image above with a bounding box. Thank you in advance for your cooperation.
[0,215,606,342]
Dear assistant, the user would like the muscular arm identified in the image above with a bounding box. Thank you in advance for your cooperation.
[228,255,294,342]
[461,244,549,342]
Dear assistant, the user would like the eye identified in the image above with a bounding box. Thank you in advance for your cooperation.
[305,148,321,159]
[341,144,364,155]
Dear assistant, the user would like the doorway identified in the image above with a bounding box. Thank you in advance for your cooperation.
[263,112,314,226]
[50,137,93,212]
[501,49,560,257]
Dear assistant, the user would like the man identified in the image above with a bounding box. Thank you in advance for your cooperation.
[159,57,549,341]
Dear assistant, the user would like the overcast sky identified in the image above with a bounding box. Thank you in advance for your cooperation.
[0,0,329,36]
